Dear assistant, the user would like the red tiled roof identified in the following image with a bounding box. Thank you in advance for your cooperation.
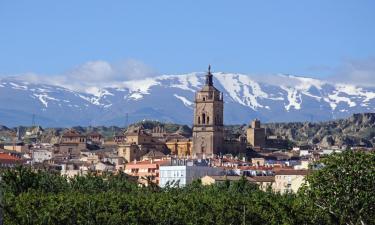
[125,159,170,168]
[0,153,22,163]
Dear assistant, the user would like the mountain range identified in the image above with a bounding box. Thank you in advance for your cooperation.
[0,72,374,127]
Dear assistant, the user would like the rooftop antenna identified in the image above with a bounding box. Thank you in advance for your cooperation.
[31,114,36,127]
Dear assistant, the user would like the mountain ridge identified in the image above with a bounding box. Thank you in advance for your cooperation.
[0,72,374,127]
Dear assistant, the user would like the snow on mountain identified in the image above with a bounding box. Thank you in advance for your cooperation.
[0,73,374,127]
[174,94,193,108]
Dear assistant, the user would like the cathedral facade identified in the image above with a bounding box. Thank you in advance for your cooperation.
[192,66,224,157]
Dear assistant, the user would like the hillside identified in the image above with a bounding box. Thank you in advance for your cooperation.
[264,113,375,147]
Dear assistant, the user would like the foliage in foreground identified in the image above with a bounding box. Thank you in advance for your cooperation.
[0,150,374,225]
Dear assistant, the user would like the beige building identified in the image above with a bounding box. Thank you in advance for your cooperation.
[273,170,309,193]
[192,66,224,158]
[201,175,243,185]
[201,175,275,191]
[251,157,266,166]
[125,126,153,145]
[117,126,169,163]
[58,129,87,158]
[118,143,146,163]
[86,131,103,144]
[166,138,192,157]
[249,176,275,191]
[247,119,265,149]
[3,143,28,153]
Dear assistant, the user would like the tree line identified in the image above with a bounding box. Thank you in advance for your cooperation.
[0,150,373,225]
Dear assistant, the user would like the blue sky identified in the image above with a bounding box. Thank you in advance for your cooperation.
[0,0,374,79]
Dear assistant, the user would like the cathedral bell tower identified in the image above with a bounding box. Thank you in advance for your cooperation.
[192,65,224,158]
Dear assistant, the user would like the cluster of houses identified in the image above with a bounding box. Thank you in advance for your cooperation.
[0,123,346,193]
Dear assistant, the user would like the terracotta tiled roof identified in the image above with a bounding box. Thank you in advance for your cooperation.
[62,129,84,137]
[0,153,22,163]
[127,159,170,166]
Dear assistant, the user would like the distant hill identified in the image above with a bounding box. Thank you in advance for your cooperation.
[264,113,375,147]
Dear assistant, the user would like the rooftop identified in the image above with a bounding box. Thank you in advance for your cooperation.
[275,169,310,176]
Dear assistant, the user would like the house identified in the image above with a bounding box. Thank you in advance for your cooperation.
[159,159,225,187]
[201,175,243,185]
[273,170,310,193]
[141,150,166,161]
[60,163,89,177]
[3,142,28,153]
[32,149,53,163]
[95,161,115,172]
[118,125,170,163]
[201,175,275,191]
[248,176,275,191]
[294,160,310,170]
[86,131,104,145]
[0,153,23,168]
[80,152,100,164]
[124,159,170,185]
[58,129,87,159]
[251,157,266,166]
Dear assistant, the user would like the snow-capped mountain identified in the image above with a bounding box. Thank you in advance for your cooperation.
[0,73,374,127]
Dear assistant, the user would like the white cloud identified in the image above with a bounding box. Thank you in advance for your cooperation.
[8,59,158,92]
[329,57,375,87]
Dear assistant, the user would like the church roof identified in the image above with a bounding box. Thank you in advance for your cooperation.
[62,129,84,138]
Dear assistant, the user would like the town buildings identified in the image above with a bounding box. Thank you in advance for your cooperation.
[124,159,170,185]
[273,170,310,193]
[0,66,331,195]
[247,119,266,149]
[159,158,224,187]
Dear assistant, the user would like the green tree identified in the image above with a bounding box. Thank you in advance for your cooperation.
[300,150,375,225]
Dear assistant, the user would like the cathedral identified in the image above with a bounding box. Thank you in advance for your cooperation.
[192,66,224,158]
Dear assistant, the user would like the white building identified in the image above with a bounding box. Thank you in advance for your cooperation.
[95,161,115,172]
[159,162,224,187]
[32,149,53,163]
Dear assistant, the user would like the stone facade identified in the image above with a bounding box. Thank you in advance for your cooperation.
[192,66,224,157]
[166,138,192,157]
[58,129,87,158]
[117,125,169,162]
[246,119,265,149]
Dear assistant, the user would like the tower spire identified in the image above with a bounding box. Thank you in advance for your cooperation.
[205,64,213,86]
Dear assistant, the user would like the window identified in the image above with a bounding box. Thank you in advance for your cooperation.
[198,117,201,124]
[203,97,205,101]
[207,116,209,124]
[202,113,206,124]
